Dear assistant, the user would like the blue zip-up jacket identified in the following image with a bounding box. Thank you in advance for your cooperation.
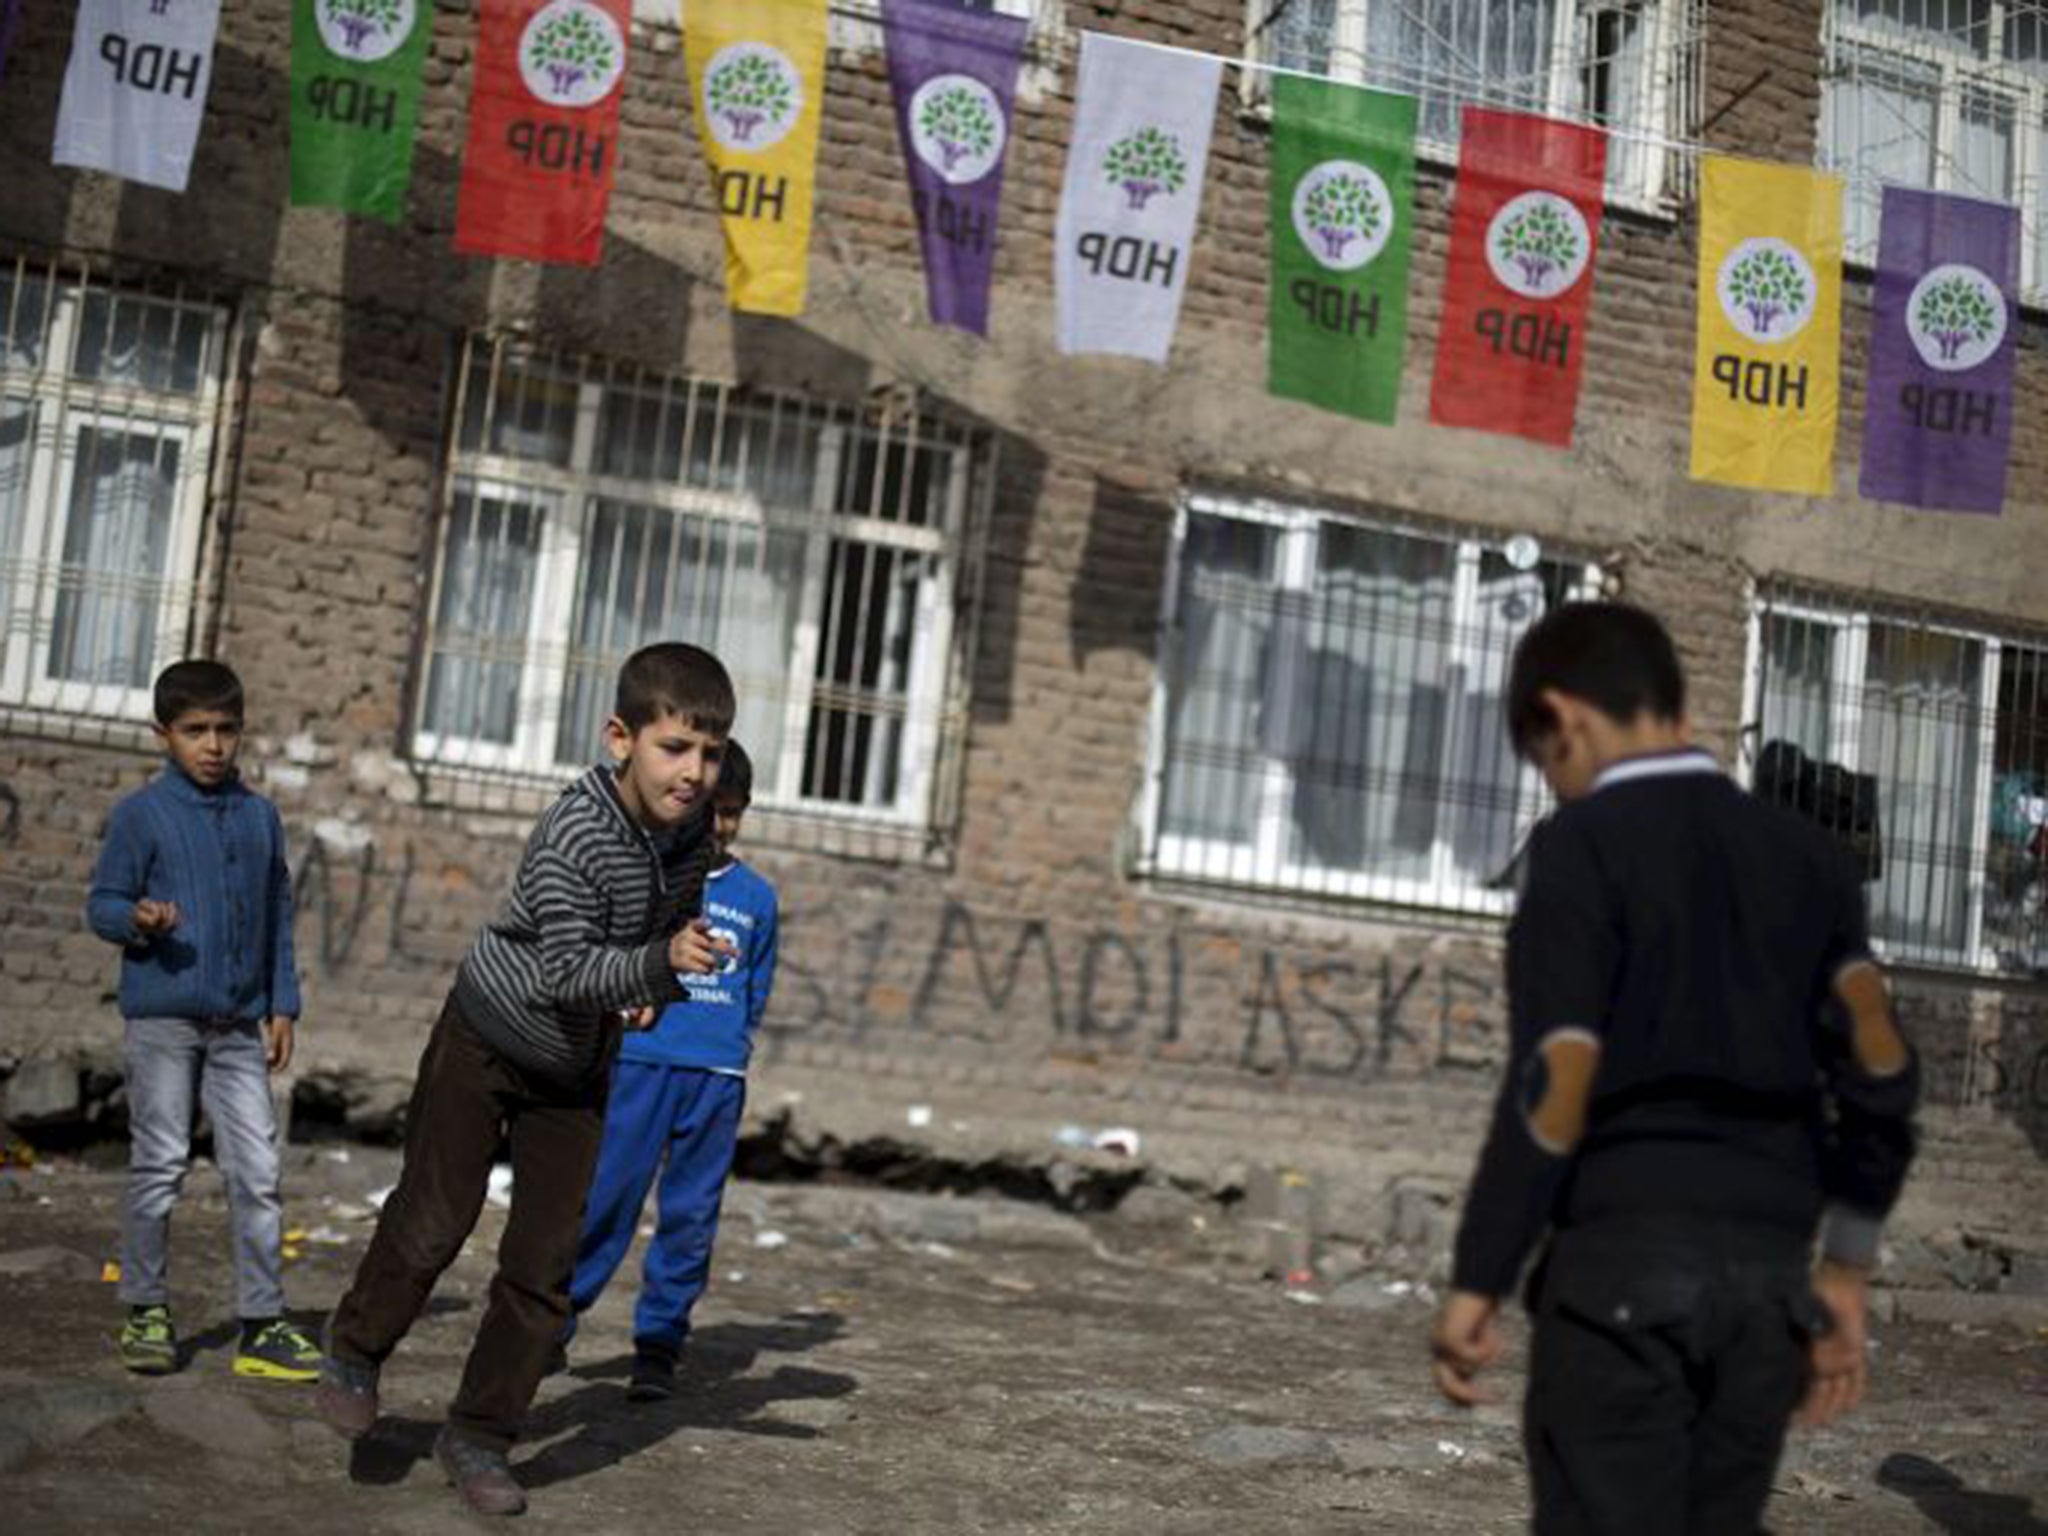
[619,860,778,1074]
[86,766,302,1023]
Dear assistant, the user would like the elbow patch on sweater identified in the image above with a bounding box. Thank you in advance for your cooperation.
[1835,960,1909,1078]
[1522,1029,1601,1155]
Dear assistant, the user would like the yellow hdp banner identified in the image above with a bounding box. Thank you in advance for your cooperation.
[1690,158,1844,495]
[685,0,827,315]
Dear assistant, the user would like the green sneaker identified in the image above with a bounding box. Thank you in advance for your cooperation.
[233,1318,322,1383]
[119,1305,178,1376]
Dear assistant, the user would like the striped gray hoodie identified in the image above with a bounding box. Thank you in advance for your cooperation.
[454,765,716,1085]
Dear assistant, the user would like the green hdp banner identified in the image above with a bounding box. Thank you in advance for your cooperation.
[290,0,431,221]
[1268,76,1418,423]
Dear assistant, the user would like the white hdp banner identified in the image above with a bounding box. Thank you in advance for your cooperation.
[54,0,222,192]
[1054,33,1221,362]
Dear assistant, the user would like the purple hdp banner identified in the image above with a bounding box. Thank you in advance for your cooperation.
[1860,186,2020,515]
[881,0,1026,336]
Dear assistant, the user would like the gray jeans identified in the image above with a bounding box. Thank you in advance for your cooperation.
[121,1017,285,1319]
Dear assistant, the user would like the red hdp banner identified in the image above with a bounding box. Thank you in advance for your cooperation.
[1429,109,1608,448]
[455,0,630,265]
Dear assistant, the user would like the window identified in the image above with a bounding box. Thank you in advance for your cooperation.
[0,259,227,723]
[1746,584,2048,974]
[1243,0,1703,207]
[1138,494,1600,914]
[415,339,986,827]
[1821,0,2048,301]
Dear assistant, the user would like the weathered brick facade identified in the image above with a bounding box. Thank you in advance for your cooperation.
[1,0,2043,1268]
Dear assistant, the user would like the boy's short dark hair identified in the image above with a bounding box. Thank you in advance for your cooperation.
[1505,602,1686,758]
[614,643,735,736]
[154,660,244,726]
[717,739,754,805]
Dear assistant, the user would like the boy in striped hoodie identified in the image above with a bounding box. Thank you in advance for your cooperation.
[315,643,735,1517]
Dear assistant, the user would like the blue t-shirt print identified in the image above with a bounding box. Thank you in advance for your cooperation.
[619,860,779,1074]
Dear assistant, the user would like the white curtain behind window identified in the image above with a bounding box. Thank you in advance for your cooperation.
[1823,43,1939,255]
[48,426,176,690]
[421,483,545,748]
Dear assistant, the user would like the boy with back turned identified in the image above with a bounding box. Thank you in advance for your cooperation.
[315,642,735,1517]
[1430,603,1919,1535]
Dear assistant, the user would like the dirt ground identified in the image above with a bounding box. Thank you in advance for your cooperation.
[1,1146,2045,1535]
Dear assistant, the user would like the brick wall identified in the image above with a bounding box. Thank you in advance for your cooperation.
[1,0,2044,1255]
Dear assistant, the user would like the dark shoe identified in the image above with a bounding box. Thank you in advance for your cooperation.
[234,1317,322,1383]
[542,1339,569,1378]
[625,1343,677,1403]
[313,1340,380,1439]
[118,1305,178,1376]
[435,1427,528,1517]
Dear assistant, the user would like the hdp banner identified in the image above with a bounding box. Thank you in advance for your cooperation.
[454,0,629,266]
[53,0,223,193]
[1055,32,1221,362]
[1860,188,2018,515]
[290,0,431,222]
[1690,158,1843,495]
[1268,75,1417,423]
[881,0,1026,337]
[1428,109,1606,447]
[686,0,828,316]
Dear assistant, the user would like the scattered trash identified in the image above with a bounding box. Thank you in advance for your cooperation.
[1436,1440,1469,1461]
[988,1275,1037,1294]
[916,1241,959,1260]
[2022,1376,2048,1397]
[949,1120,971,1133]
[284,1227,308,1245]
[101,1260,121,1284]
[320,1149,352,1165]
[486,1165,513,1209]
[725,1269,747,1284]
[1284,1289,1324,1306]
[638,1223,656,1239]
[905,1105,934,1129]
[0,1138,37,1170]
[329,1201,376,1222]
[1284,1268,1316,1289]
[1092,1127,1141,1158]
[366,1186,395,1211]
[1054,1125,1092,1149]
[304,1225,350,1246]
[281,1246,304,1262]
[754,1230,790,1251]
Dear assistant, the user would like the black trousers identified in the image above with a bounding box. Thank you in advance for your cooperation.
[329,995,609,1453]
[1524,1219,1823,1536]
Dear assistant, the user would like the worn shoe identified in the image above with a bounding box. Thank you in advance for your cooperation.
[118,1305,178,1376]
[625,1343,678,1403]
[234,1318,322,1382]
[313,1341,380,1439]
[542,1338,569,1378]
[435,1426,528,1517]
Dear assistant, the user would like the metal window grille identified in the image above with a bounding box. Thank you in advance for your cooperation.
[0,255,228,725]
[1138,493,1601,916]
[1244,0,1707,209]
[1746,582,2048,975]
[415,337,989,827]
[1821,0,2048,301]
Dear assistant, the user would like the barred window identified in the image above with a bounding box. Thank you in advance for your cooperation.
[1139,494,1600,914]
[0,259,227,724]
[1748,585,2048,974]
[1821,0,2048,300]
[415,338,986,825]
[1243,0,1704,208]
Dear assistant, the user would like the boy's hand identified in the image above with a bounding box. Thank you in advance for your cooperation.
[133,899,179,936]
[263,1016,295,1074]
[1799,1261,1871,1427]
[1430,1290,1504,1407]
[620,1006,658,1031]
[668,919,736,977]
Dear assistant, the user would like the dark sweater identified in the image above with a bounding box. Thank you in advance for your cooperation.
[1451,750,1921,1299]
[86,766,301,1023]
[454,766,716,1085]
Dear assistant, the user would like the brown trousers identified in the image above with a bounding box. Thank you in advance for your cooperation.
[328,994,607,1452]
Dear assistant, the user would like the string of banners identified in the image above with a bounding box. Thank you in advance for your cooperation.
[35,0,2024,515]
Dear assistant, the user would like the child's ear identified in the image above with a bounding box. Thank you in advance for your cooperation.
[602,716,632,763]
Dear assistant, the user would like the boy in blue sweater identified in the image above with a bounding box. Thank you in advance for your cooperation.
[564,739,780,1400]
[86,660,320,1382]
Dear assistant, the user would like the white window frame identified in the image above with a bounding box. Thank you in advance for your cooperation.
[0,276,225,724]
[1741,589,2020,974]
[413,348,975,830]
[1137,491,1601,917]
[1820,1,2048,305]
[1240,0,1694,211]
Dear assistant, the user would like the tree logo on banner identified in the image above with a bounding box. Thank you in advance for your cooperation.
[1484,191,1591,299]
[1102,126,1187,212]
[1717,238,1818,343]
[1290,160,1393,272]
[1906,262,2008,372]
[909,74,1007,185]
[316,0,416,61]
[519,0,624,109]
[703,42,803,152]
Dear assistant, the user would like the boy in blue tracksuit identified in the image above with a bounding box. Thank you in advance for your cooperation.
[565,740,779,1400]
